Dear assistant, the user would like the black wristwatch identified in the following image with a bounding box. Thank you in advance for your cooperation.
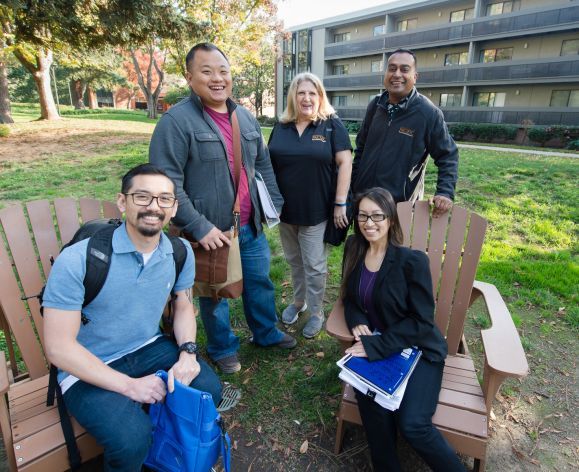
[178,342,199,355]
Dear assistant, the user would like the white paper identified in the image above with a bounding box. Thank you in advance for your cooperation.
[255,171,280,228]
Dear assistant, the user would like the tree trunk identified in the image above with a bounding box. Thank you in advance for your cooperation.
[70,79,86,109]
[147,94,157,119]
[87,86,98,109]
[14,47,59,120]
[0,57,13,124]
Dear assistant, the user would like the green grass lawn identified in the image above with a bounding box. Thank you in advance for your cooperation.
[1,104,578,468]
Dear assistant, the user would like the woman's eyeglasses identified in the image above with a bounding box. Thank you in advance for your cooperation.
[356,213,387,223]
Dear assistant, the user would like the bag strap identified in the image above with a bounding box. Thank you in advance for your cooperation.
[230,110,242,235]
[221,428,231,472]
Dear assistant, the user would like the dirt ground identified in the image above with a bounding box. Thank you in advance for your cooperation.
[1,120,576,472]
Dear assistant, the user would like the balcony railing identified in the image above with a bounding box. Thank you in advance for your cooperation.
[324,72,384,89]
[324,5,579,58]
[325,57,579,88]
[333,105,579,126]
[418,57,579,84]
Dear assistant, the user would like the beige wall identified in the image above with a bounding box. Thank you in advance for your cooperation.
[311,28,326,77]
[520,0,569,11]
[416,46,470,68]
[417,87,464,107]
[328,55,383,74]
[329,91,380,107]
[478,32,579,60]
[331,16,386,42]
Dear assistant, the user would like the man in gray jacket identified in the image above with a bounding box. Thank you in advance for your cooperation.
[150,43,296,374]
[352,49,459,217]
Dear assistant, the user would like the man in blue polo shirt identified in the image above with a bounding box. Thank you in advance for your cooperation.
[42,164,221,472]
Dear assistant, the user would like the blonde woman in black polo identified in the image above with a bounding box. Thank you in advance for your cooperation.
[268,72,352,338]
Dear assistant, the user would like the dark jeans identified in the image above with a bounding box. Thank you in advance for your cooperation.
[64,336,222,472]
[355,358,466,472]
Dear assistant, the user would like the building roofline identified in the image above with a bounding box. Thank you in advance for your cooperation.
[285,0,455,31]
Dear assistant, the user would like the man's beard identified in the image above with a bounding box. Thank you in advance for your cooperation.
[136,211,165,237]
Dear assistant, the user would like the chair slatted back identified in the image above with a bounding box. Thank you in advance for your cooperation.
[0,199,121,381]
[397,201,487,355]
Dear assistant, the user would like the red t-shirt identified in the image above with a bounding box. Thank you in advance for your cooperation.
[204,107,252,227]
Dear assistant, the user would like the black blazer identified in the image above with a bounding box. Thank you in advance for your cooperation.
[343,241,447,363]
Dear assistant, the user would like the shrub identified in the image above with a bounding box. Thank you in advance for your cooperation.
[343,121,361,134]
[257,115,277,126]
[567,139,579,151]
[449,123,517,142]
[163,87,190,106]
[61,108,142,116]
[0,124,10,138]
[527,127,550,145]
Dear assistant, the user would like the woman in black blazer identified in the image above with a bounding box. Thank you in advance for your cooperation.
[342,188,465,472]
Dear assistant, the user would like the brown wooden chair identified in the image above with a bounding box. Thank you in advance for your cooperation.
[0,198,121,471]
[326,201,529,471]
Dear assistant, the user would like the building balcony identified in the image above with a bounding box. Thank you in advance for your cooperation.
[418,56,579,86]
[334,105,579,126]
[324,72,383,90]
[324,4,579,59]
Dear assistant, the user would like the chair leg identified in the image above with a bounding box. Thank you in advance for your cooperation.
[334,417,346,455]
[473,457,486,472]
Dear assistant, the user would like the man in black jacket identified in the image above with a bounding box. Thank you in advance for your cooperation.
[352,49,458,217]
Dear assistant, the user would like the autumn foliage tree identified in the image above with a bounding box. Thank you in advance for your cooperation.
[126,46,165,119]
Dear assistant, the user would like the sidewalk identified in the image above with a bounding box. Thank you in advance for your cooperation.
[457,143,578,158]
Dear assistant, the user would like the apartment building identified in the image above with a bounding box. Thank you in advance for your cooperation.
[276,0,579,125]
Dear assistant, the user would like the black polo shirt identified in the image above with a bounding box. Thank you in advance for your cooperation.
[268,117,352,226]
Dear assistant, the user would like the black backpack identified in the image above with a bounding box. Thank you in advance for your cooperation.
[39,218,188,470]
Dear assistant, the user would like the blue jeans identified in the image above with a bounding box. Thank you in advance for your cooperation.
[355,359,466,472]
[63,336,222,472]
[199,224,284,361]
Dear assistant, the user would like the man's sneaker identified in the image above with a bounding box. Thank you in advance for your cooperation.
[303,313,324,339]
[274,333,297,349]
[281,302,308,325]
[215,354,241,374]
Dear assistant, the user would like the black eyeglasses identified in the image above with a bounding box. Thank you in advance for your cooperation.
[124,192,176,208]
[356,213,388,223]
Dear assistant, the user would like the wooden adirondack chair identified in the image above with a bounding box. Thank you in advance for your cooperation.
[0,198,121,471]
[326,201,529,471]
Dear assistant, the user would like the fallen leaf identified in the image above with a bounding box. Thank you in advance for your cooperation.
[257,425,262,434]
[233,440,238,450]
[315,352,325,358]
[243,377,251,385]
[245,441,254,447]
[299,440,308,454]
[294,420,301,425]
[285,447,291,457]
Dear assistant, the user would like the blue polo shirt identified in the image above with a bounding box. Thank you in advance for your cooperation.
[42,223,195,387]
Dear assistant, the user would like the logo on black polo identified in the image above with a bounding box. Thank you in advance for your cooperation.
[399,127,414,137]
[312,134,326,143]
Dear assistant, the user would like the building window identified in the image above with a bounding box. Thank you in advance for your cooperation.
[444,52,469,66]
[480,47,513,63]
[396,18,417,32]
[334,32,351,43]
[450,8,474,22]
[371,60,383,72]
[561,39,579,56]
[550,90,579,107]
[332,95,347,107]
[333,64,349,75]
[373,25,385,36]
[473,92,506,107]
[486,2,513,16]
[440,93,462,107]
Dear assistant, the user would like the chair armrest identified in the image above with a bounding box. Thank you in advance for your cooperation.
[473,281,529,378]
[0,352,10,394]
[326,299,354,343]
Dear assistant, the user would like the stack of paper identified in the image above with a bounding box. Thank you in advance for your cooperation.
[255,171,280,228]
[337,347,422,411]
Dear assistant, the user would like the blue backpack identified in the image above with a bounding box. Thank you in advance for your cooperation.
[145,371,231,472]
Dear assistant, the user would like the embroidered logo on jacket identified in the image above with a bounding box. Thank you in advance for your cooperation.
[312,134,327,143]
[398,127,414,137]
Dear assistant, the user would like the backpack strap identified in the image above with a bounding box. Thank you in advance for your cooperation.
[82,223,119,310]
[168,235,187,293]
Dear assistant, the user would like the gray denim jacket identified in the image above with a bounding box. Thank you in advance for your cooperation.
[149,93,283,240]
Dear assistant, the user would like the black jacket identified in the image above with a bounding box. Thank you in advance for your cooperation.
[343,240,447,362]
[352,89,458,202]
